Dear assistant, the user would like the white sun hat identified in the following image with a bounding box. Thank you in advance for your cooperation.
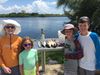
[0,19,21,35]
[63,24,74,30]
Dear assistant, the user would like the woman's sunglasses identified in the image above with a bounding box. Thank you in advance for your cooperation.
[5,26,15,29]
[23,43,32,47]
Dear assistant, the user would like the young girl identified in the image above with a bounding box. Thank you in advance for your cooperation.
[61,24,83,75]
[19,37,39,75]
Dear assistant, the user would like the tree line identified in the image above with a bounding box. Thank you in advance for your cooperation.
[0,13,65,17]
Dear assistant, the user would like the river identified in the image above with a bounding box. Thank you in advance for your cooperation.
[0,17,70,39]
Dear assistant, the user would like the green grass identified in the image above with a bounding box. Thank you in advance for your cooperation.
[38,51,64,64]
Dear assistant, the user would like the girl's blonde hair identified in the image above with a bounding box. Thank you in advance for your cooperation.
[20,37,33,52]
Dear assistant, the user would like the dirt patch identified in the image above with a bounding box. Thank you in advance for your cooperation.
[39,64,100,75]
[39,64,64,75]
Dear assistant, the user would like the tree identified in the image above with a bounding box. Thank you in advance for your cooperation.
[77,0,99,18]
[57,0,100,34]
[92,7,100,34]
[57,0,83,24]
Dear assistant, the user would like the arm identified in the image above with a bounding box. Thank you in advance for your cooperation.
[0,41,5,67]
[19,52,24,75]
[74,39,83,59]
[90,33,100,69]
[35,50,39,75]
[36,63,39,75]
[65,39,83,60]
[0,40,12,74]
[19,65,24,75]
[18,37,23,53]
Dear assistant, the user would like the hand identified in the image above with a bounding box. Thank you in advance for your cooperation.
[36,71,39,75]
[2,66,12,74]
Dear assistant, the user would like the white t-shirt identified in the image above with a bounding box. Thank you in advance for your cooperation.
[78,32,96,71]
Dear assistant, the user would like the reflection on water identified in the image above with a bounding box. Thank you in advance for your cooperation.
[0,17,70,39]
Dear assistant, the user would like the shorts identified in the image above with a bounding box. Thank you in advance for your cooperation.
[24,67,36,75]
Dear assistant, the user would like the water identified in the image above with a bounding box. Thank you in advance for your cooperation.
[0,17,70,39]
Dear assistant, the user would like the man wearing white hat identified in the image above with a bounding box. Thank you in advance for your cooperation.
[0,19,22,75]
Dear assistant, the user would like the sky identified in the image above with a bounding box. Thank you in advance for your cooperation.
[0,0,64,14]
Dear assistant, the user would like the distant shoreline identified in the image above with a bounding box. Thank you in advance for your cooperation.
[0,13,66,17]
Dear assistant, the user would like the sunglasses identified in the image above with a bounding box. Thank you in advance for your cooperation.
[5,26,15,29]
[23,43,32,47]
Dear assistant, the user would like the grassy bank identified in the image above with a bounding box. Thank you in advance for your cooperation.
[38,51,64,65]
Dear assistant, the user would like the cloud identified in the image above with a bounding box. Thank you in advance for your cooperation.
[0,0,8,4]
[47,1,57,5]
[51,2,56,5]
[32,0,63,14]
[20,4,33,13]
[32,0,51,14]
[0,0,63,14]
[0,5,9,14]
[0,5,20,14]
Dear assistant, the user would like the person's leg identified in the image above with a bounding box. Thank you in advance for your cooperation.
[11,66,20,75]
[0,68,2,75]
[64,60,78,75]
[78,67,85,75]
[78,67,95,75]
[85,70,95,75]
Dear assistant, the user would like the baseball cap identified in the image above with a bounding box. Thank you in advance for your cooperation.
[79,16,90,23]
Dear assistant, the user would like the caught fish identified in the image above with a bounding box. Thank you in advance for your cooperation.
[41,41,46,47]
